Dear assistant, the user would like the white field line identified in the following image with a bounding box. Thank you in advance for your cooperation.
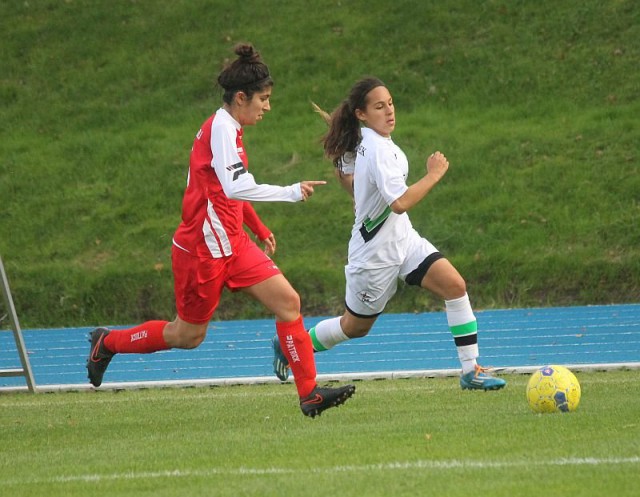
[2,456,639,486]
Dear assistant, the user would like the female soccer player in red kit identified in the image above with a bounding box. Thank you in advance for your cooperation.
[87,44,355,417]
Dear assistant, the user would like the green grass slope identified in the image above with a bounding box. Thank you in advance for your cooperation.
[1,0,638,327]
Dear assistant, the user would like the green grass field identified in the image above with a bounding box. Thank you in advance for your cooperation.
[1,371,639,497]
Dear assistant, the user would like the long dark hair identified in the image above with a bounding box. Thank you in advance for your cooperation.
[217,44,273,104]
[322,77,386,165]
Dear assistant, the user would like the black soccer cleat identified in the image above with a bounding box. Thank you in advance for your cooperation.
[86,327,114,387]
[300,384,356,418]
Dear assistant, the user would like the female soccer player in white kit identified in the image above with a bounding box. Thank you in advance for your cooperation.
[274,77,506,391]
[87,44,354,417]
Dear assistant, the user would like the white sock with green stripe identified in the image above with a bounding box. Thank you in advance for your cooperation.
[445,293,479,374]
[308,317,349,352]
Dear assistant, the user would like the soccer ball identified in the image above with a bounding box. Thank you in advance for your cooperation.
[526,365,581,413]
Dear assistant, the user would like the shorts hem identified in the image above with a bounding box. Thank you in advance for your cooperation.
[176,312,212,326]
[345,302,382,319]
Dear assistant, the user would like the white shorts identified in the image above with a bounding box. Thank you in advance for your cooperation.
[344,230,441,317]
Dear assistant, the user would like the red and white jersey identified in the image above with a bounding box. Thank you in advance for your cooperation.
[173,108,303,259]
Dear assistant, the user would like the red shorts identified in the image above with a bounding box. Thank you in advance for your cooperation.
[171,236,282,324]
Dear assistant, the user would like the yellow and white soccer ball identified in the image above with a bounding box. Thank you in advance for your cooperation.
[526,365,581,413]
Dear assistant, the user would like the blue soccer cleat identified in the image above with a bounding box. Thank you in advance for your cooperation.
[272,335,290,381]
[460,365,507,391]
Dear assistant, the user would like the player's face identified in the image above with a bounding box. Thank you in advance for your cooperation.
[356,86,395,137]
[237,88,272,126]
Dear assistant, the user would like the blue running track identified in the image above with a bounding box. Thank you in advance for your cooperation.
[1,304,639,392]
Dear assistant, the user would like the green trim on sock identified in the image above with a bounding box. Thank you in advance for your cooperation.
[450,320,478,337]
[308,327,327,352]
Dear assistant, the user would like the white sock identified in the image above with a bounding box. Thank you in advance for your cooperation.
[459,351,479,374]
[309,317,349,351]
[445,293,479,374]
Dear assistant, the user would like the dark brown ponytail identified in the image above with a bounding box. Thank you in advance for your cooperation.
[322,77,386,165]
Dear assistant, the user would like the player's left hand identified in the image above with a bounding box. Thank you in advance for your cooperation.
[262,233,276,256]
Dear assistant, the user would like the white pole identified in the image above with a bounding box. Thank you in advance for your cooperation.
[0,255,36,392]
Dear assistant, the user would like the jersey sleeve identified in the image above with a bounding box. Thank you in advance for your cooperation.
[211,124,303,202]
[338,151,356,175]
[242,202,271,241]
[372,148,408,205]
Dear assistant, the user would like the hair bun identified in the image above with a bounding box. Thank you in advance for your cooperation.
[234,43,260,63]
[217,43,271,102]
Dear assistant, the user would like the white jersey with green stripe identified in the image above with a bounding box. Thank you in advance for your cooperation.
[348,127,412,269]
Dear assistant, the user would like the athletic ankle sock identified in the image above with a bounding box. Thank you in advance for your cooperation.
[460,355,479,375]
[276,315,317,398]
[445,293,479,374]
[309,317,349,351]
[103,320,170,354]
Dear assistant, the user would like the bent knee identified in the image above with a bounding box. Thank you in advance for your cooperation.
[181,333,206,349]
[168,324,207,349]
[347,327,371,339]
[278,289,301,317]
[443,277,467,300]
[450,277,467,297]
[342,316,375,339]
[288,291,301,312]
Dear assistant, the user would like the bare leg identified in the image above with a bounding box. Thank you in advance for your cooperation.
[419,258,466,299]
[240,274,301,322]
[242,274,317,397]
[162,318,209,349]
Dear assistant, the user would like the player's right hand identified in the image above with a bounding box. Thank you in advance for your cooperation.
[300,180,327,201]
[426,151,449,180]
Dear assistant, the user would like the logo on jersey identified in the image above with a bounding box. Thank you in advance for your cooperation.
[360,206,392,242]
[226,162,247,181]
